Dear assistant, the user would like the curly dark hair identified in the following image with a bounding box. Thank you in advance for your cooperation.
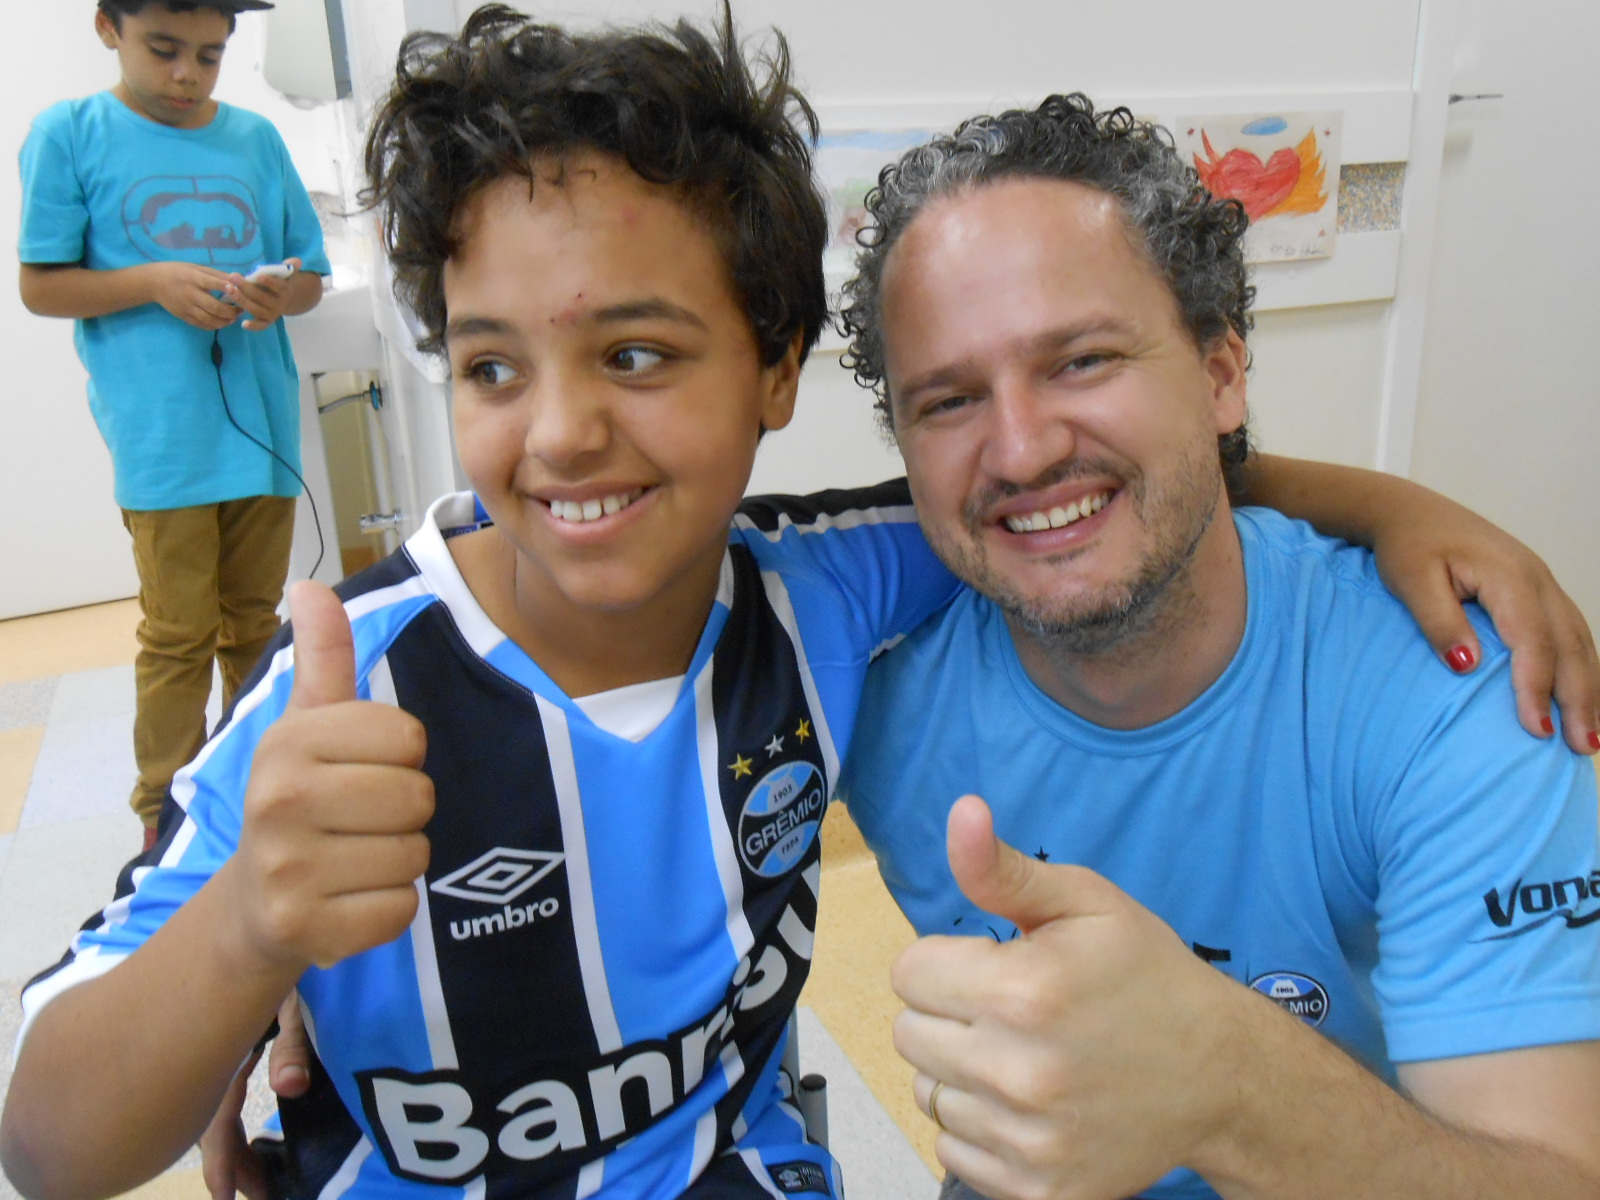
[361,2,829,367]
[839,93,1254,489]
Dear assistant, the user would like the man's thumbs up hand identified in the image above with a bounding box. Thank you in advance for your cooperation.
[945,793,1120,937]
[889,796,1241,1200]
[224,582,434,973]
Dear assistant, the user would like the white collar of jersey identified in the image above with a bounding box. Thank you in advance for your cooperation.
[571,676,686,742]
[403,492,519,661]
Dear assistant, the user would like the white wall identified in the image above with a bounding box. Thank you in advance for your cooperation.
[1411,0,1600,627]
[0,5,134,618]
[501,0,1421,99]
[212,13,339,192]
[1249,303,1389,468]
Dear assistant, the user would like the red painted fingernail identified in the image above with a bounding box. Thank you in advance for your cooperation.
[1588,731,1599,751]
[1540,715,1555,735]
[1445,645,1475,672]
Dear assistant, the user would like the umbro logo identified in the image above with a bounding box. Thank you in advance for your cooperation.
[430,847,565,906]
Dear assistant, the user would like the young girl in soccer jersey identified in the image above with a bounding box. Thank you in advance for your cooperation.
[6,7,1598,1200]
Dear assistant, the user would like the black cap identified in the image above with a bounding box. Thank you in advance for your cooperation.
[103,0,278,8]
[98,0,276,15]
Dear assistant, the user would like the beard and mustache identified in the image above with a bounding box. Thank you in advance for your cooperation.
[922,443,1223,657]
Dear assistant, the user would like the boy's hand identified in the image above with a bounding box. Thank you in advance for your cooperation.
[223,257,304,330]
[198,996,310,1200]
[144,261,239,330]
[229,581,434,972]
[198,1048,267,1200]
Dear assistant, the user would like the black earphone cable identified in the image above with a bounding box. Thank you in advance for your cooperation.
[210,329,326,579]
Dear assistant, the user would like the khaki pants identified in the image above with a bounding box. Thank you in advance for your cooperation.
[121,495,296,826]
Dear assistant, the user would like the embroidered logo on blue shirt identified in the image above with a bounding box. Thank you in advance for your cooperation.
[1249,971,1330,1027]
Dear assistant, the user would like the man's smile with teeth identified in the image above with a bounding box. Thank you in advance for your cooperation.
[547,488,647,523]
[1002,490,1112,534]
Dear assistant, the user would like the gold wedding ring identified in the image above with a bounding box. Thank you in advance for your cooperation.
[928,1079,948,1131]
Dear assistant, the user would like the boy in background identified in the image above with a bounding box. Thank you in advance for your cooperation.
[18,0,329,850]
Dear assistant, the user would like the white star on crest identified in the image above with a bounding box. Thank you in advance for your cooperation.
[764,733,785,757]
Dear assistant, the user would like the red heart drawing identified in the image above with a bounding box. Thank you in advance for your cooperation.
[1198,147,1301,221]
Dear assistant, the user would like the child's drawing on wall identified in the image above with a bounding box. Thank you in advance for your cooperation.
[1176,111,1342,263]
[816,129,937,286]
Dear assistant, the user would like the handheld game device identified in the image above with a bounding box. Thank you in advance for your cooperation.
[244,262,295,283]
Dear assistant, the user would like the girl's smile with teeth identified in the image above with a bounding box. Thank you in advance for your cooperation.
[1003,490,1112,534]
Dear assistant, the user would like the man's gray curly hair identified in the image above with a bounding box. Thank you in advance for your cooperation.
[837,93,1254,490]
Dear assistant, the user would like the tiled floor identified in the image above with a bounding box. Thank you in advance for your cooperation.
[0,599,939,1200]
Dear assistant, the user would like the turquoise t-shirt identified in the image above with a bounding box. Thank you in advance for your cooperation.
[18,93,332,511]
[843,508,1600,1200]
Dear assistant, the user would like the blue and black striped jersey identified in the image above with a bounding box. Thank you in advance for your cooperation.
[21,484,958,1200]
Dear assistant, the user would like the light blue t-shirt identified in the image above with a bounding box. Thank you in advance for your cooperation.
[18,93,331,511]
[842,507,1600,1200]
